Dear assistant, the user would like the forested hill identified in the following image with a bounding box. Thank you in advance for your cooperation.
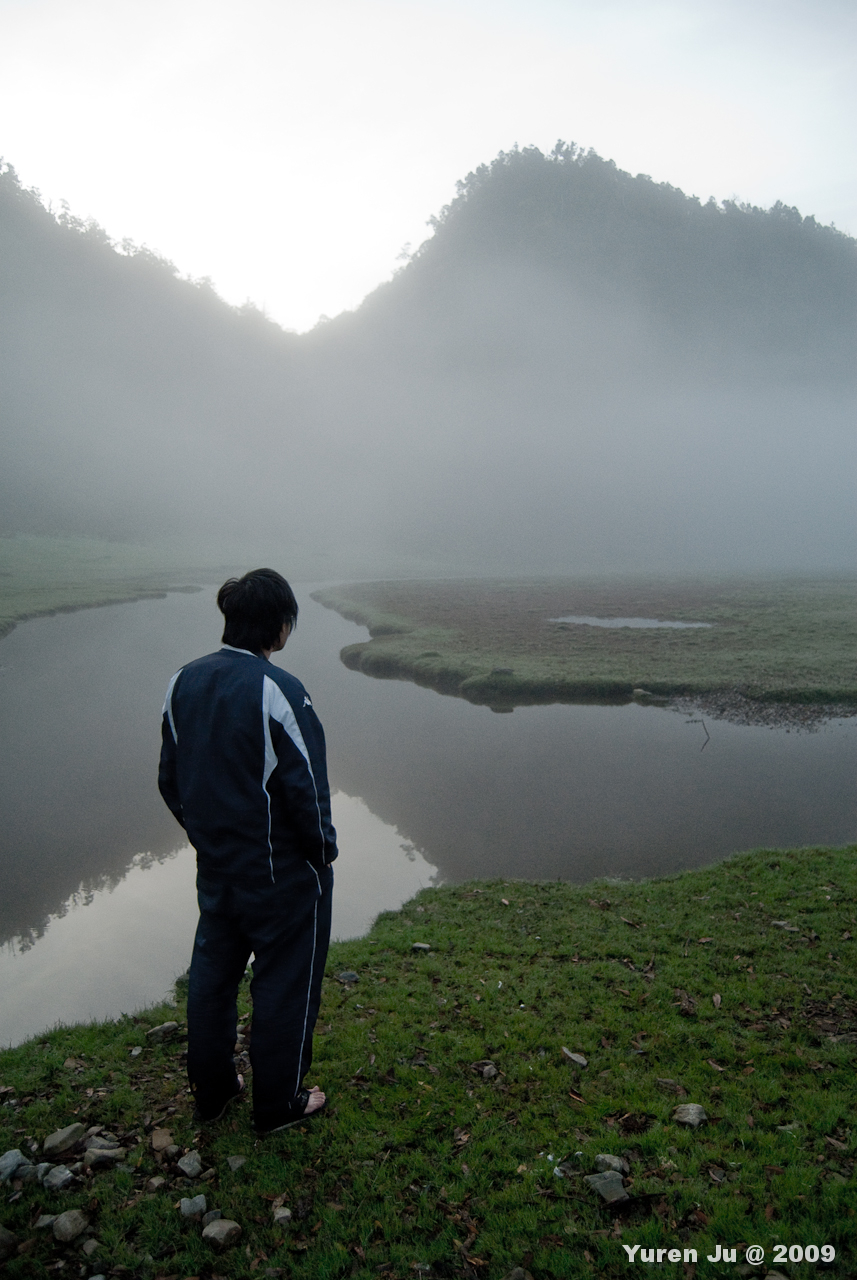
[1,147,854,576]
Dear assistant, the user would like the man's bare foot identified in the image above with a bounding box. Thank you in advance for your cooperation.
[303,1085,326,1115]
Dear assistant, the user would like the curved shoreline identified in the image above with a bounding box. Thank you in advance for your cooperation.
[313,579,857,727]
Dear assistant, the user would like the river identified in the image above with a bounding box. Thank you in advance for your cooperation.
[1,585,854,1046]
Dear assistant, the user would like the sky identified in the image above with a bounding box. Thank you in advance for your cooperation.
[1,0,854,332]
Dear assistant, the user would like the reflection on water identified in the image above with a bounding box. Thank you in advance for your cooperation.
[0,791,437,1047]
[550,615,712,629]
[0,585,853,1045]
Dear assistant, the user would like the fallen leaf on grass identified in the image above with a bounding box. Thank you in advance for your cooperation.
[765,1204,775,1221]
[706,1059,725,1071]
[621,918,640,928]
[568,1088,585,1103]
[712,993,722,1008]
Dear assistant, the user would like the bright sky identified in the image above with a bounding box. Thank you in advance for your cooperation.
[1,0,854,331]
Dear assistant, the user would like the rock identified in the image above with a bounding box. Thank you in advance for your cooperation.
[84,1147,126,1169]
[202,1209,223,1226]
[35,1162,54,1182]
[411,942,431,952]
[202,1217,242,1249]
[336,970,358,983]
[673,1103,708,1128]
[482,1063,498,1079]
[35,1215,57,1229]
[82,1237,100,1256]
[561,1048,588,1068]
[200,1166,216,1181]
[0,1149,27,1182]
[178,1150,203,1178]
[146,1176,166,1192]
[226,1155,247,1172]
[52,1209,89,1243]
[594,1153,629,1175]
[164,1144,181,1159]
[180,1193,207,1218]
[584,1170,629,1204]
[273,1205,292,1225]
[84,1133,119,1150]
[146,1020,179,1041]
[14,1162,38,1181]
[656,1078,687,1096]
[43,1165,74,1190]
[150,1128,173,1152]
[43,1122,86,1159]
[0,1224,18,1262]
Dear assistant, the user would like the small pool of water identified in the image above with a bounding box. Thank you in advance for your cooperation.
[550,615,713,629]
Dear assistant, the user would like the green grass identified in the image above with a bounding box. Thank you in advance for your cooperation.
[312,577,857,709]
[1,846,855,1277]
[0,535,227,639]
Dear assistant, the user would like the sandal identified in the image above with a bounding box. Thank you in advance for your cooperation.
[256,1086,328,1135]
[193,1073,245,1123]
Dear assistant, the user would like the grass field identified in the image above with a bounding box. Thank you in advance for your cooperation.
[1,845,855,1278]
[0,536,228,641]
[312,577,857,711]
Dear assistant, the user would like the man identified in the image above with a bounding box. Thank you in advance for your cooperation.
[158,568,337,1134]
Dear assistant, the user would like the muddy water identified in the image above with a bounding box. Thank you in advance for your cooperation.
[1,586,854,1044]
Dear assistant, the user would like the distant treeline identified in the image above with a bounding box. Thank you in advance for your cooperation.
[1,146,854,575]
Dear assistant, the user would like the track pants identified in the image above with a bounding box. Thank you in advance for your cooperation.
[186,859,333,1132]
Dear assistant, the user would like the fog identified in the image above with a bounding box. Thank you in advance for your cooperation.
[1,145,854,578]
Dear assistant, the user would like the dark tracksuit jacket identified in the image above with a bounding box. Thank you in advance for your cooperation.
[158,644,337,881]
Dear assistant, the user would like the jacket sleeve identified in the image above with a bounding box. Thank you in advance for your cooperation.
[158,674,186,828]
[265,676,338,866]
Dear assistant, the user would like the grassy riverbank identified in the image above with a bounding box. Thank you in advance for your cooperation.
[0,536,228,641]
[1,845,855,1278]
[312,578,857,713]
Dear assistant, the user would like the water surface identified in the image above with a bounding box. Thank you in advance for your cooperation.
[0,587,853,1045]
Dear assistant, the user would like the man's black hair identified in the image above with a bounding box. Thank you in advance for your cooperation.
[217,568,298,654]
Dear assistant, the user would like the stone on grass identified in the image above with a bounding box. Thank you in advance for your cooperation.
[336,971,358,983]
[0,1149,27,1182]
[411,942,431,952]
[52,1209,89,1243]
[273,1205,292,1225]
[146,1020,179,1041]
[584,1171,629,1204]
[594,1153,629,1175]
[84,1147,125,1169]
[146,1176,166,1192]
[150,1127,173,1153]
[35,1162,54,1182]
[672,1103,707,1128]
[14,1162,38,1181]
[35,1214,57,1229]
[482,1063,498,1080]
[43,1165,74,1191]
[84,1133,119,1150]
[0,1225,19,1261]
[202,1209,222,1226]
[180,1193,207,1219]
[561,1048,588,1068]
[226,1155,247,1172]
[178,1150,203,1178]
[43,1123,85,1159]
[82,1237,100,1257]
[202,1217,242,1249]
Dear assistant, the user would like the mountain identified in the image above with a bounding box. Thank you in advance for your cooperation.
[1,144,855,575]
